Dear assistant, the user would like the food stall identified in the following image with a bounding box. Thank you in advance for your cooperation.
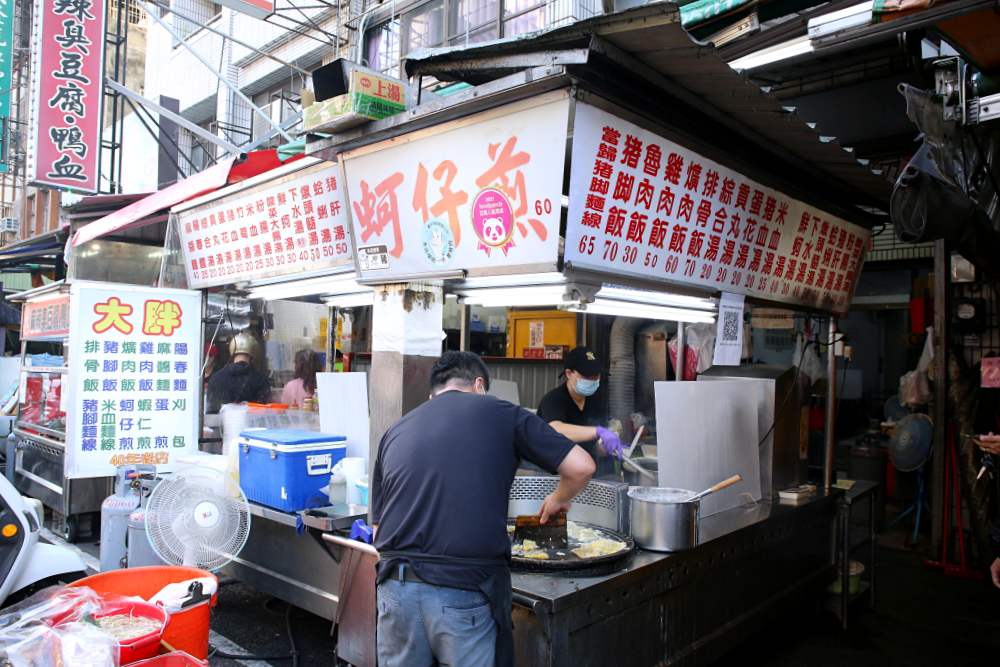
[58,6,888,663]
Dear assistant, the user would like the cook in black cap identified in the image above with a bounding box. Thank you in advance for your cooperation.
[536,347,624,470]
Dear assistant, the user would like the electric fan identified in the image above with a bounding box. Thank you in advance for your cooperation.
[887,413,933,544]
[144,466,251,571]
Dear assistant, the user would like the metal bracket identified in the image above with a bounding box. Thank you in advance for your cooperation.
[968,92,1000,124]
[105,80,241,154]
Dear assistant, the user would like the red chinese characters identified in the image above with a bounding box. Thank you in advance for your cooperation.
[354,172,405,257]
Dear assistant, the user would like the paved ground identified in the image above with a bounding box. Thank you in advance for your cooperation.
[55,530,1000,666]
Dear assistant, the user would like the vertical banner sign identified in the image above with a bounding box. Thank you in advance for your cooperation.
[565,103,871,314]
[0,0,13,171]
[342,93,569,280]
[174,161,354,288]
[29,0,106,193]
[65,283,201,478]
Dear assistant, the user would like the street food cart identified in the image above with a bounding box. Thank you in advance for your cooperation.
[59,6,887,662]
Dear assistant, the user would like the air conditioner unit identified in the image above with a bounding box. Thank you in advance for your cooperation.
[0,218,18,233]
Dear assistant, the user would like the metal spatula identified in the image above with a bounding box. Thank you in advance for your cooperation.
[513,512,568,550]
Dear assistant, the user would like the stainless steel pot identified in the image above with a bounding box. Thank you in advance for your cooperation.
[621,457,658,487]
[628,486,699,552]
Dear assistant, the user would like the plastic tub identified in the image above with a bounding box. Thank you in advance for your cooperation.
[93,598,168,664]
[69,566,217,660]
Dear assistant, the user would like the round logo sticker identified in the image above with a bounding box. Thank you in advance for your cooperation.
[422,218,455,266]
[471,188,515,256]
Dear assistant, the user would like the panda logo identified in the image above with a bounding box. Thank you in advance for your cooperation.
[481,216,508,245]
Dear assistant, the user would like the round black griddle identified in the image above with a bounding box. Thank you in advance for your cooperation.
[508,519,634,575]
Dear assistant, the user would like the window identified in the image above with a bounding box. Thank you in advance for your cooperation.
[363,0,588,77]
[171,1,222,46]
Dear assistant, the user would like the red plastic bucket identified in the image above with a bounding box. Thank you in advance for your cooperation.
[92,598,168,664]
[69,566,217,659]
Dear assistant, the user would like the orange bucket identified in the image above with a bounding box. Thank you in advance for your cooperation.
[69,566,217,660]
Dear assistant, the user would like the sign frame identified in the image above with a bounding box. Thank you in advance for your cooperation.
[63,281,203,479]
[340,90,571,282]
[172,157,354,289]
[563,95,871,315]
[27,0,107,194]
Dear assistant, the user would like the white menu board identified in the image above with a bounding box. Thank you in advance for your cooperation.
[65,282,201,478]
[565,103,870,314]
[175,160,353,288]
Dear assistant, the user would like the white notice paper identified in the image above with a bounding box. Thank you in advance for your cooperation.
[317,372,370,461]
[713,292,745,366]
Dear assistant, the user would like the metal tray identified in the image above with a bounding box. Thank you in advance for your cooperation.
[508,519,634,573]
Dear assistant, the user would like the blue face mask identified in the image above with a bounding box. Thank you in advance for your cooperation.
[574,377,600,397]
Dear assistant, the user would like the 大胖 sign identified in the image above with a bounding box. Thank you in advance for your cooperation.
[342,93,569,280]
[174,160,354,288]
[28,0,106,193]
[565,103,871,314]
[65,282,201,478]
[21,294,71,340]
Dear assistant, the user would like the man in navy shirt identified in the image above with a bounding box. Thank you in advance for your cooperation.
[371,351,595,667]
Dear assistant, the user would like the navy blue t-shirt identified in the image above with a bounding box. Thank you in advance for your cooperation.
[370,390,575,589]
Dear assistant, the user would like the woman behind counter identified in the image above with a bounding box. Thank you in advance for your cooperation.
[282,349,319,407]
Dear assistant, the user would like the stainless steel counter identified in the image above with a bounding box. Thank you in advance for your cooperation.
[510,491,838,667]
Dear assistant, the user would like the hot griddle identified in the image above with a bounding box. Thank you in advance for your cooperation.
[508,519,634,575]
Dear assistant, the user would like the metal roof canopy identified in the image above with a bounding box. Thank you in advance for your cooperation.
[377,4,892,228]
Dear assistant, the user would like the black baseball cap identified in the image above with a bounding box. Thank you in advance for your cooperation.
[565,346,601,376]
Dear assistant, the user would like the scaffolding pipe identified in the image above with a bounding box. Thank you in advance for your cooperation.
[145,0,311,75]
[139,1,295,143]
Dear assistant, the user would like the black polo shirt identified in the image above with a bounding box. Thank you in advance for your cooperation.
[371,390,575,589]
[537,383,606,459]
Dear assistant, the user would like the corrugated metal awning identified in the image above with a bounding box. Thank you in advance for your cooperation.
[403,4,892,223]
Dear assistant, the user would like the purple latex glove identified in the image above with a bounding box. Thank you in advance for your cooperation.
[596,426,624,459]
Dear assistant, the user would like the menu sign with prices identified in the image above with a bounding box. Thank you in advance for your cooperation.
[21,294,71,341]
[342,93,569,280]
[65,283,201,478]
[28,0,106,193]
[565,103,871,315]
[175,161,353,289]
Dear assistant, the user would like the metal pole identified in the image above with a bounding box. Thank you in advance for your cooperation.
[138,1,295,143]
[675,322,685,381]
[931,240,949,549]
[459,304,469,352]
[824,317,838,492]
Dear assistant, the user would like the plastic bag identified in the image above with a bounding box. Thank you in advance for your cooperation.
[4,621,119,667]
[794,333,825,385]
[899,327,934,407]
[668,323,716,380]
[0,585,104,637]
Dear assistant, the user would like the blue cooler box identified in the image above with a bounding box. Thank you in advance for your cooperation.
[239,429,347,512]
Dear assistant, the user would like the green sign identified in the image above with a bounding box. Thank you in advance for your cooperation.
[0,0,12,120]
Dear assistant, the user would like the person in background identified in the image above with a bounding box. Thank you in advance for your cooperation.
[371,351,594,667]
[282,349,319,407]
[206,332,271,412]
[537,346,624,476]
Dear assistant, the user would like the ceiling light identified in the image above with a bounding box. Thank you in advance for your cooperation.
[459,285,577,308]
[728,35,814,71]
[247,272,369,301]
[569,299,716,324]
[596,286,716,311]
[323,291,374,308]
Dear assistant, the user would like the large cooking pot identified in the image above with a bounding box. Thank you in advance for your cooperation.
[628,475,743,552]
[628,487,699,552]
